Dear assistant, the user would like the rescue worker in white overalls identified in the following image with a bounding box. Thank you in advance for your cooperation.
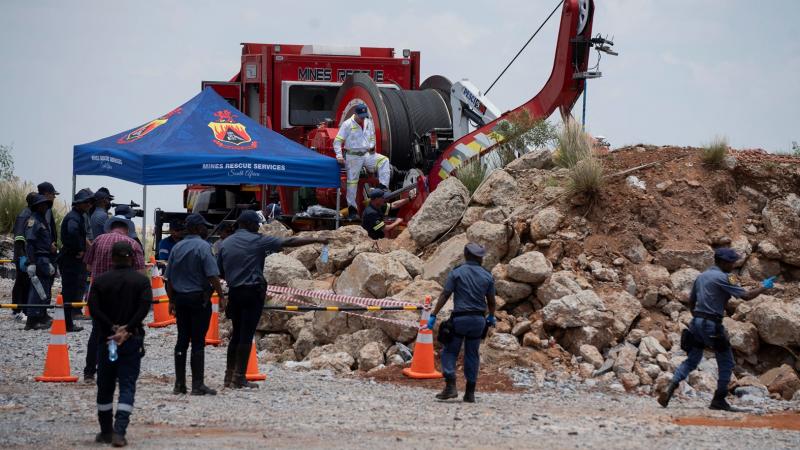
[333,104,384,220]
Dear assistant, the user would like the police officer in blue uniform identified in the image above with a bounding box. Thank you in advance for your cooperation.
[427,243,497,403]
[60,189,94,332]
[165,213,225,396]
[11,192,37,322]
[658,248,775,411]
[90,187,114,239]
[217,210,329,389]
[23,195,57,330]
[36,182,59,245]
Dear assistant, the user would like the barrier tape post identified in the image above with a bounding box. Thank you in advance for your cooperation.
[402,295,443,380]
[35,294,79,383]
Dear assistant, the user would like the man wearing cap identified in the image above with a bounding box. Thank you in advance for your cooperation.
[83,218,145,383]
[361,188,415,240]
[164,213,225,396]
[333,104,376,220]
[427,242,497,403]
[216,210,329,389]
[59,188,95,332]
[90,187,114,239]
[88,241,151,447]
[23,194,58,330]
[11,192,37,322]
[658,247,775,411]
[157,221,185,261]
[37,182,59,246]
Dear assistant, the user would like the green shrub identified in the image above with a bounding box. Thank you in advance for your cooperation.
[0,179,34,233]
[554,118,592,168]
[701,136,728,166]
[567,156,604,196]
[495,110,558,161]
[455,159,487,195]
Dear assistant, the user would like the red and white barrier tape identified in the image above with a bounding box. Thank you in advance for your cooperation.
[267,285,418,308]
[269,293,418,329]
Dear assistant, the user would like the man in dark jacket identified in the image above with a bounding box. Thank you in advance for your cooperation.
[23,195,57,330]
[90,187,114,239]
[60,188,94,332]
[36,182,59,244]
[11,192,37,322]
[89,241,150,448]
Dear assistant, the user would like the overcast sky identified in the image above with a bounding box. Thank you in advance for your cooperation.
[1,0,797,232]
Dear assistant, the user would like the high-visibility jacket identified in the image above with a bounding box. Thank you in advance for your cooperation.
[333,115,376,157]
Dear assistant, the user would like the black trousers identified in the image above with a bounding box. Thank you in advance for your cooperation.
[97,335,143,437]
[11,271,30,314]
[85,320,99,377]
[227,285,266,372]
[173,292,211,357]
[59,258,87,329]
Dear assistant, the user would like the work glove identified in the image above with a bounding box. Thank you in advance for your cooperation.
[426,314,437,330]
[761,276,776,289]
[486,314,497,327]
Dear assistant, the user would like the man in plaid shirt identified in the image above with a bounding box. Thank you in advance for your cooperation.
[82,218,145,382]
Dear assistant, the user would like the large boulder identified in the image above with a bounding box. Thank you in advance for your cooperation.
[729,235,752,268]
[495,279,533,304]
[379,279,444,343]
[505,148,554,171]
[670,268,700,303]
[357,342,386,371]
[601,290,642,338]
[307,351,356,373]
[471,169,518,207]
[260,220,293,238]
[741,255,782,280]
[542,290,614,329]
[579,344,604,368]
[288,244,322,270]
[537,271,583,305]
[387,249,424,278]
[722,318,759,355]
[407,177,470,248]
[562,326,614,354]
[422,233,467,285]
[265,253,311,286]
[762,193,800,266]
[636,264,671,289]
[655,243,714,271]
[623,237,650,264]
[466,221,511,269]
[334,253,411,299]
[333,329,392,360]
[507,251,552,284]
[528,207,564,241]
[758,364,800,400]
[311,311,363,345]
[746,296,800,347]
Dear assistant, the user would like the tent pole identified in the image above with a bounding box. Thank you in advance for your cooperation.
[71,174,76,199]
[142,185,148,257]
[335,188,341,230]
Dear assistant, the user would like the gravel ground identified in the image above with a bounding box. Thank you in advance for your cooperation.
[1,307,799,449]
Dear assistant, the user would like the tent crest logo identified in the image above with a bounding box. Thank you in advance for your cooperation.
[117,107,181,144]
[208,110,258,150]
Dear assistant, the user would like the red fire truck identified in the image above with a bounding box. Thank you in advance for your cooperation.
[155,0,615,240]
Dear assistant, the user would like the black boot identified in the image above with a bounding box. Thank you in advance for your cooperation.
[96,409,113,443]
[231,345,258,389]
[25,316,49,330]
[347,206,359,220]
[173,351,187,395]
[709,389,737,411]
[463,382,476,403]
[658,381,678,408]
[435,377,458,400]
[224,346,237,388]
[190,351,217,395]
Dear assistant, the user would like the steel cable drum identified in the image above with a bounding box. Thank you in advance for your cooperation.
[332,74,451,171]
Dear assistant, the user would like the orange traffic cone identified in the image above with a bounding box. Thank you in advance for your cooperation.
[205,294,221,346]
[36,295,79,382]
[245,338,266,381]
[148,262,175,328]
[402,295,443,379]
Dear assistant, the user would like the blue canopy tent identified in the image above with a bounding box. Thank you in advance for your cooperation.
[73,87,342,250]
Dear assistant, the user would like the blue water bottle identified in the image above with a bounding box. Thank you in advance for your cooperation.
[108,340,118,362]
[321,244,329,263]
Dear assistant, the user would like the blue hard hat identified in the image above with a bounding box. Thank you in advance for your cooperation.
[714,247,740,262]
[185,213,213,228]
[355,104,369,118]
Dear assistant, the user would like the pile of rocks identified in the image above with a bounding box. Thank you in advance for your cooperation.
[189,147,800,401]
